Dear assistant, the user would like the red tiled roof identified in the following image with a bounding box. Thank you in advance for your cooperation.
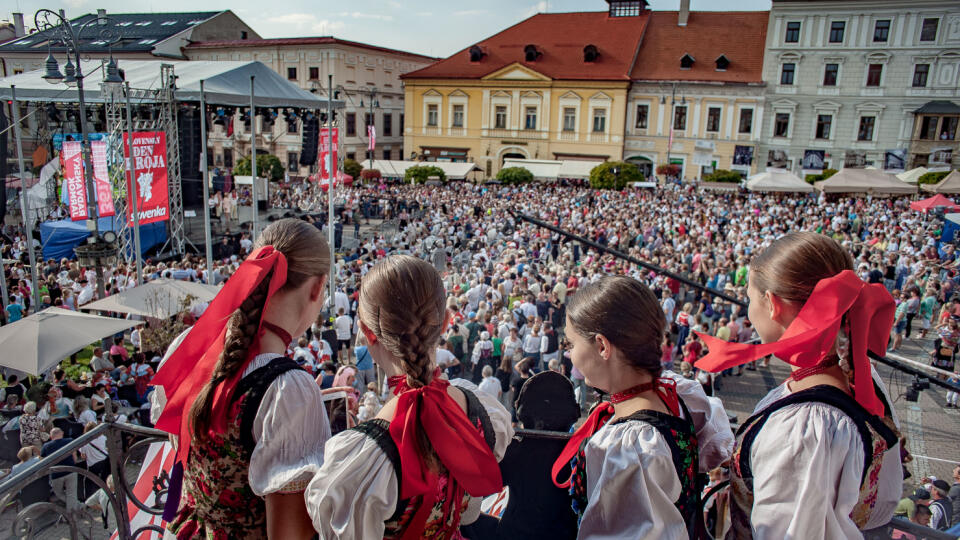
[402,11,651,81]
[187,36,437,62]
[631,11,768,84]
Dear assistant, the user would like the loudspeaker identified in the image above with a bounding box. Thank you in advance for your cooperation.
[299,115,319,166]
[181,177,204,209]
[178,106,203,179]
[258,200,267,212]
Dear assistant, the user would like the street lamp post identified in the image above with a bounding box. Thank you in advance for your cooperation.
[36,9,122,301]
[659,82,686,180]
[361,87,379,172]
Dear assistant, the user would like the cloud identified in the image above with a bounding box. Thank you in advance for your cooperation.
[454,9,487,16]
[524,1,548,17]
[338,12,394,21]
[265,13,345,34]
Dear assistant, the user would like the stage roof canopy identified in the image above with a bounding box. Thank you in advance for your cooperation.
[0,60,340,108]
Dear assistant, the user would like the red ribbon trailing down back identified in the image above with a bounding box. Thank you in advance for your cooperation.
[694,270,894,416]
[152,246,289,464]
[552,402,614,489]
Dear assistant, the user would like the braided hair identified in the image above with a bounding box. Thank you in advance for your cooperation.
[188,218,330,444]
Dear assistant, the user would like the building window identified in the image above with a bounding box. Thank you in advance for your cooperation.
[738,109,753,134]
[286,118,298,134]
[706,107,721,132]
[866,64,883,87]
[858,116,876,141]
[593,109,607,132]
[680,54,694,69]
[920,18,939,42]
[241,31,248,40]
[673,106,687,131]
[913,64,930,87]
[347,152,356,161]
[287,152,298,172]
[309,67,319,80]
[816,114,833,139]
[494,105,507,129]
[873,20,890,42]
[400,113,404,132]
[365,113,372,130]
[346,112,356,136]
[940,117,958,141]
[383,149,391,160]
[453,104,465,128]
[774,113,790,137]
[427,104,438,127]
[635,104,648,129]
[823,63,839,86]
[563,107,576,131]
[524,106,537,130]
[383,113,392,136]
[608,0,642,17]
[780,63,795,85]
[920,116,938,139]
[829,21,845,43]
[785,21,801,43]
[224,148,233,168]
[287,67,297,80]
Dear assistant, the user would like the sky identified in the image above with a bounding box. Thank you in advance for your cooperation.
[7,0,772,58]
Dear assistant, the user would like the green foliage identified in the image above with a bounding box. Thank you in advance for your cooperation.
[235,154,285,181]
[405,165,446,184]
[343,158,363,179]
[804,168,838,185]
[589,161,642,190]
[496,166,534,185]
[918,171,951,185]
[703,169,743,183]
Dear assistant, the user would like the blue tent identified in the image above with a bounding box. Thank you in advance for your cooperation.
[39,217,167,261]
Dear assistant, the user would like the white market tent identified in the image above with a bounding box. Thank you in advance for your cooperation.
[814,168,916,195]
[368,160,478,181]
[897,167,929,183]
[81,278,220,319]
[745,170,813,193]
[0,60,338,108]
[921,170,960,194]
[558,160,597,179]
[502,158,600,181]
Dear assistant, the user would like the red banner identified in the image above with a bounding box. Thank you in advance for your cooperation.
[63,141,88,221]
[319,127,339,181]
[91,140,115,218]
[368,125,376,151]
[123,131,170,225]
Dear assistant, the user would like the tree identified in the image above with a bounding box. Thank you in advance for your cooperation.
[589,161,642,190]
[703,169,743,183]
[361,168,382,181]
[918,170,951,184]
[804,168,838,185]
[496,166,534,185]
[343,158,363,179]
[405,165,446,184]
[235,154,284,181]
[656,163,681,179]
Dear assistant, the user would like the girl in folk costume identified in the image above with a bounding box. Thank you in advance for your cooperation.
[695,232,903,539]
[152,219,333,539]
[552,276,733,539]
[306,255,513,539]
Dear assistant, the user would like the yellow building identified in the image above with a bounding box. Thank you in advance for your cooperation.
[402,2,650,177]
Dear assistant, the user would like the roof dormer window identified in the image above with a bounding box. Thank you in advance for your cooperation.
[680,54,695,69]
[606,0,647,17]
[469,45,486,62]
[584,44,600,63]
[524,44,541,62]
[715,55,729,71]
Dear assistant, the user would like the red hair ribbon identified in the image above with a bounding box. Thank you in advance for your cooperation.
[152,245,289,464]
[389,374,502,527]
[694,270,894,416]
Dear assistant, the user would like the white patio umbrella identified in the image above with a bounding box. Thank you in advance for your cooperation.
[81,279,220,319]
[0,307,141,375]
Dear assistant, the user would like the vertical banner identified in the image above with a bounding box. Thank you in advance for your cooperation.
[62,141,88,221]
[368,125,376,151]
[109,441,175,540]
[91,140,115,217]
[320,127,339,181]
[123,131,170,225]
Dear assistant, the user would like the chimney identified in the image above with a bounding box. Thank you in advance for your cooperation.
[97,9,107,20]
[678,0,690,26]
[12,12,25,37]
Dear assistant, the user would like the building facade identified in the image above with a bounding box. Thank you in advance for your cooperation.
[186,37,434,176]
[758,0,960,175]
[402,3,649,177]
[625,8,768,179]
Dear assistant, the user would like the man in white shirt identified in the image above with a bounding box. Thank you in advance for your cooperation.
[662,294,676,324]
[334,308,353,363]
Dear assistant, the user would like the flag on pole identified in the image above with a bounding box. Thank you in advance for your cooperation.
[368,125,376,151]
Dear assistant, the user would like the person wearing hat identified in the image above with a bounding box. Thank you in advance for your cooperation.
[895,487,931,520]
[930,479,954,530]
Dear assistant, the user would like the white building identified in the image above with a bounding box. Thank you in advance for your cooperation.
[758,0,960,175]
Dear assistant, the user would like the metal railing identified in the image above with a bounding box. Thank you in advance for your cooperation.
[0,402,167,540]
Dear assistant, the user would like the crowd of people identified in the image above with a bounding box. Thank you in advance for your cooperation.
[2,178,960,538]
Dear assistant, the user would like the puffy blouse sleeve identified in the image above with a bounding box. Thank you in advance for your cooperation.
[248,368,331,496]
[304,428,398,540]
[748,402,865,540]
[450,378,514,460]
[663,370,734,472]
[578,421,688,540]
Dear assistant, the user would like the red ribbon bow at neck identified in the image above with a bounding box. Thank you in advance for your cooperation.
[694,270,894,416]
[152,245,289,464]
